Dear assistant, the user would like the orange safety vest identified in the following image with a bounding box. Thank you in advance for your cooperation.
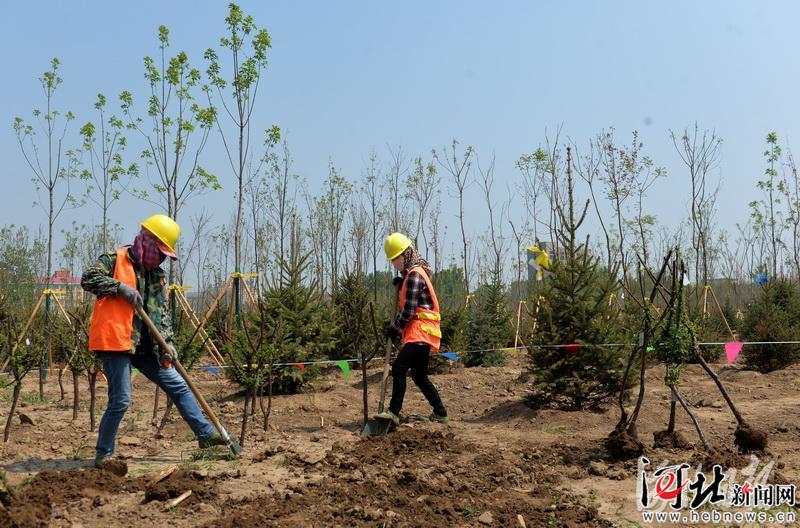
[88,248,137,352]
[398,266,442,352]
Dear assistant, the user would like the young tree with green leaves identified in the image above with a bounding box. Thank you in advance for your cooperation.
[761,132,784,277]
[14,58,80,397]
[79,93,138,251]
[205,2,280,315]
[13,58,77,287]
[120,25,218,235]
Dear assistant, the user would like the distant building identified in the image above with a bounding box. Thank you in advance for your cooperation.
[36,270,86,306]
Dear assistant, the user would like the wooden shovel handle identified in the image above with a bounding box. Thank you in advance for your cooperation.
[134,305,227,437]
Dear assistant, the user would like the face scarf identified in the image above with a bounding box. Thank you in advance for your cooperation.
[401,246,432,277]
[131,229,166,270]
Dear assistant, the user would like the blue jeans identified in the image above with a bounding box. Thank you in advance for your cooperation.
[96,351,215,458]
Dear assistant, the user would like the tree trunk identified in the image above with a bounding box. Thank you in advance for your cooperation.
[671,384,709,448]
[58,367,65,401]
[156,397,174,437]
[72,370,79,421]
[239,390,250,447]
[361,358,369,426]
[4,383,21,442]
[626,345,648,437]
[666,398,676,434]
[151,386,161,425]
[694,350,745,425]
[88,371,97,431]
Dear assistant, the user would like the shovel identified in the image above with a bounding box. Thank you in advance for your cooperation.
[362,280,401,437]
[361,336,394,436]
[135,305,244,455]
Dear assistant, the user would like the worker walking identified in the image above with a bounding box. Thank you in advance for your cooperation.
[81,214,225,467]
[377,232,448,425]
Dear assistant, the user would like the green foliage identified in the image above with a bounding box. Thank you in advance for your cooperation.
[0,295,40,383]
[432,265,468,309]
[0,225,44,309]
[741,279,800,372]
[440,303,469,353]
[227,251,338,395]
[120,25,218,216]
[465,280,512,367]
[654,268,695,385]
[331,270,374,362]
[527,253,626,409]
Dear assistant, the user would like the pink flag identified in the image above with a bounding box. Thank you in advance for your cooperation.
[725,342,744,364]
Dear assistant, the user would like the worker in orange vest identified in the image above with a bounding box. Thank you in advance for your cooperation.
[81,214,225,467]
[376,233,448,425]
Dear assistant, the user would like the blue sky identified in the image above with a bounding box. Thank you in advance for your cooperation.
[1,1,798,268]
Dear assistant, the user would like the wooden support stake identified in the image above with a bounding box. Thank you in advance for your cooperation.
[151,464,177,485]
[164,489,192,510]
[1,293,45,371]
[707,285,736,341]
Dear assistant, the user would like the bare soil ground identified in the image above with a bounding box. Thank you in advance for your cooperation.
[0,355,799,527]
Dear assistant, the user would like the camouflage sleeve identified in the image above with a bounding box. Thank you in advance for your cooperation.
[81,253,121,298]
[158,286,174,344]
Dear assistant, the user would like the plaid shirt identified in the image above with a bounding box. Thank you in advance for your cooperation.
[394,270,434,329]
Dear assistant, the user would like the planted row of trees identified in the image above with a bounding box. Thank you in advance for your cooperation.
[4,4,800,454]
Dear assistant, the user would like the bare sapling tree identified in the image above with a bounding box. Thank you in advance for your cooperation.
[385,145,411,235]
[267,139,298,288]
[515,147,548,244]
[573,138,613,270]
[670,124,722,287]
[406,156,439,255]
[476,153,507,283]
[597,129,658,281]
[323,162,351,291]
[362,150,383,300]
[348,196,371,276]
[433,139,474,292]
[781,149,800,278]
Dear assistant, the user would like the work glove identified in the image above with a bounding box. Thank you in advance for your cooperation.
[159,343,176,368]
[392,276,403,288]
[117,283,142,307]
[384,321,401,340]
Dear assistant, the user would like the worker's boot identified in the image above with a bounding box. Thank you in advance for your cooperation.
[423,413,449,424]
[94,455,113,468]
[375,410,400,426]
[198,432,227,449]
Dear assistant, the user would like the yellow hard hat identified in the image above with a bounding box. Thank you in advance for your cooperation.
[141,214,180,256]
[384,232,412,261]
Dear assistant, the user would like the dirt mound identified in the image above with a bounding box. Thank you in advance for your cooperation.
[204,426,609,527]
[144,469,217,505]
[0,468,143,527]
[653,430,692,449]
[97,459,128,476]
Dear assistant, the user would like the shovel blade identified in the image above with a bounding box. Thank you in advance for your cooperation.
[361,418,393,436]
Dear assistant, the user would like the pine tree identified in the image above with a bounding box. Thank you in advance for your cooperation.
[741,279,800,372]
[261,249,338,393]
[465,280,512,367]
[527,146,625,410]
[332,270,373,362]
